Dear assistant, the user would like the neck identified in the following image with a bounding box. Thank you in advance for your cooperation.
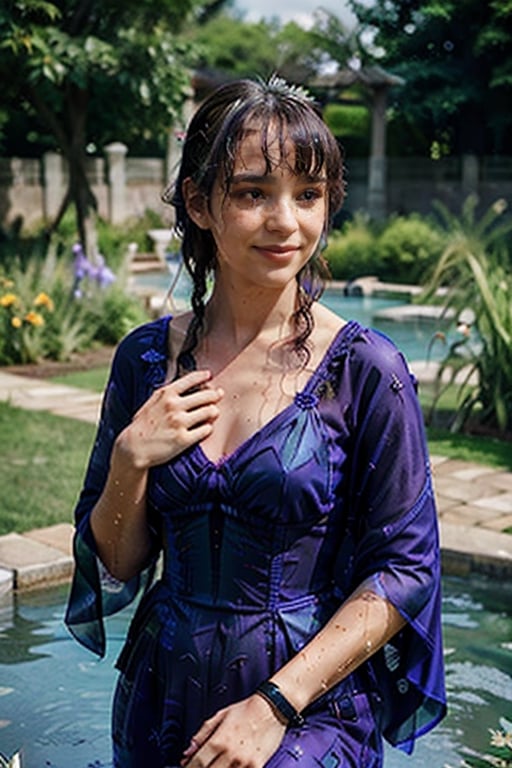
[205,275,298,350]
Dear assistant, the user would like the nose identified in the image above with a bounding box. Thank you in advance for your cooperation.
[265,197,298,235]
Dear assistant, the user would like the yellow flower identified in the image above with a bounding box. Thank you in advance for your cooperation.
[33,291,54,311]
[11,316,22,328]
[0,292,18,308]
[24,310,44,327]
[0,277,14,288]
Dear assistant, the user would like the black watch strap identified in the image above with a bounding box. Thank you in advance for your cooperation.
[256,680,305,728]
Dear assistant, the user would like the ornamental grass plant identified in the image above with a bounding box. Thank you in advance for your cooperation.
[421,197,512,436]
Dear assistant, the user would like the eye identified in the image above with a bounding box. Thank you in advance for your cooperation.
[232,187,265,204]
[298,187,324,203]
[246,188,264,201]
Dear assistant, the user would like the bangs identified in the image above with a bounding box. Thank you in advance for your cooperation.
[213,99,344,216]
[222,106,334,181]
[174,76,345,223]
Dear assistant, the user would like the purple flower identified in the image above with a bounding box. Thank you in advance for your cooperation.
[92,253,116,288]
[73,243,93,281]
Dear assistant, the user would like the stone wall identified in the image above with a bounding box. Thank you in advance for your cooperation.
[1,149,511,230]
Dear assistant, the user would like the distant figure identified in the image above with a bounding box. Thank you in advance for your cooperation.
[66,75,446,768]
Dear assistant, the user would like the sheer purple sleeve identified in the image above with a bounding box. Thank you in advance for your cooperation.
[334,329,446,752]
[65,320,168,657]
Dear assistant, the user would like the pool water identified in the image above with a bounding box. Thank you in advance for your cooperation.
[133,268,451,364]
[1,575,511,767]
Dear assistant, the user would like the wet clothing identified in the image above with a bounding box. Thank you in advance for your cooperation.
[65,315,446,767]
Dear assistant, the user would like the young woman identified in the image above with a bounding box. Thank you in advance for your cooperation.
[66,76,446,767]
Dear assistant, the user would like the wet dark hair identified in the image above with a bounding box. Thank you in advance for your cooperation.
[163,75,346,369]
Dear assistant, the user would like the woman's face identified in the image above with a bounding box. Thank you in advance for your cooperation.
[193,124,328,293]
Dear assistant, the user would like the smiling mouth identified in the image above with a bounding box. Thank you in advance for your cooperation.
[255,245,299,255]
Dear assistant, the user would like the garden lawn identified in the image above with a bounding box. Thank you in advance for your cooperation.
[0,401,95,535]
[50,366,110,392]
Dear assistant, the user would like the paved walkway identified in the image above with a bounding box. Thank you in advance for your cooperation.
[0,368,511,595]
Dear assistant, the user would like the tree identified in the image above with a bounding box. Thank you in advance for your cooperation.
[348,0,512,157]
[190,13,327,85]
[0,0,216,255]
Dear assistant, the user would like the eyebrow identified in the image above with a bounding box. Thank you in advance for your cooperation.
[231,172,328,185]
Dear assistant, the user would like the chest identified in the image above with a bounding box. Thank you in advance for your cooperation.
[201,350,313,463]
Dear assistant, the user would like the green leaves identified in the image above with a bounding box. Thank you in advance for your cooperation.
[348,0,512,155]
[421,197,512,434]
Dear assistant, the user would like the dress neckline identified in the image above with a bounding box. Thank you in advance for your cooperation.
[187,318,362,469]
[142,315,362,468]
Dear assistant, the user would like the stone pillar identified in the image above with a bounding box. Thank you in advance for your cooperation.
[104,142,128,224]
[461,154,479,198]
[43,151,64,221]
[367,87,388,220]
[166,97,195,190]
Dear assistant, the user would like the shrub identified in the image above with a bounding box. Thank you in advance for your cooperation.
[0,244,149,365]
[0,256,64,364]
[324,215,379,280]
[376,214,445,284]
[84,284,148,346]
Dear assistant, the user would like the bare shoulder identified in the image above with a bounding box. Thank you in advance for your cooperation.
[305,302,346,370]
[312,301,346,343]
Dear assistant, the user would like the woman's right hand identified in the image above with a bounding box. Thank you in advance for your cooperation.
[115,369,223,471]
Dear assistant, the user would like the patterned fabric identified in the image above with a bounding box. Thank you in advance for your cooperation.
[65,315,446,767]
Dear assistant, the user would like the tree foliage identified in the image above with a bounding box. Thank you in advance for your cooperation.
[0,0,214,252]
[348,0,512,156]
[190,13,326,84]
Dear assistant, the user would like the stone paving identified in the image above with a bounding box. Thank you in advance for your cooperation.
[0,369,511,594]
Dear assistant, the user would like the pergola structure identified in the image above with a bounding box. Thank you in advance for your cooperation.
[311,65,405,219]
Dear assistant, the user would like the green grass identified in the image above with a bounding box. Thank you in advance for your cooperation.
[426,427,512,470]
[50,366,110,392]
[0,401,95,534]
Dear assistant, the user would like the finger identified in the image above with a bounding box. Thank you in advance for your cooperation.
[182,712,223,761]
[171,369,213,395]
[183,402,221,429]
[181,386,224,412]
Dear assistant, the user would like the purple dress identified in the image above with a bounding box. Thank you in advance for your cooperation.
[65,316,446,767]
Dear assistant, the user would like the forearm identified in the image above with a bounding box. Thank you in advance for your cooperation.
[270,583,406,713]
[90,435,153,582]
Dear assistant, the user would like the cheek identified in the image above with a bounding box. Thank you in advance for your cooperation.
[303,211,326,241]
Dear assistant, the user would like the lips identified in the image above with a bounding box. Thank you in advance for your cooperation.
[255,244,300,257]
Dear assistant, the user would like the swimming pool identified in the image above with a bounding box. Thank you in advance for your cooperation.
[132,268,451,364]
[1,575,511,767]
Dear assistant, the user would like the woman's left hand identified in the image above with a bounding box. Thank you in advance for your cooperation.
[180,694,287,767]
